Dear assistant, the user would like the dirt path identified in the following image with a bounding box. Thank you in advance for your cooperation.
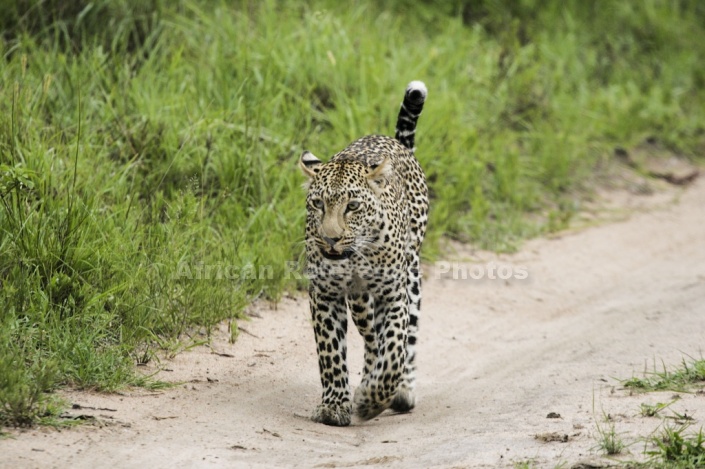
[3,180,705,468]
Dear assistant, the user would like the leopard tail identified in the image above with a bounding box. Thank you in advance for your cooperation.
[394,80,427,154]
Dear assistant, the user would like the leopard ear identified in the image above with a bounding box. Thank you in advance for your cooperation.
[299,151,323,178]
[366,156,392,195]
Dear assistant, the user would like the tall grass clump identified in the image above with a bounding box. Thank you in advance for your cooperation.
[645,424,705,468]
[1,0,704,426]
[624,358,705,393]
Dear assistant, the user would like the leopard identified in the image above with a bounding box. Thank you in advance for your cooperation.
[298,81,429,426]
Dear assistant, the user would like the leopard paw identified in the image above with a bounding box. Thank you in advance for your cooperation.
[311,402,352,426]
[353,384,388,420]
[390,386,416,413]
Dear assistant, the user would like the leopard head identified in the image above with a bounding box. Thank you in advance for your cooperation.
[299,151,391,261]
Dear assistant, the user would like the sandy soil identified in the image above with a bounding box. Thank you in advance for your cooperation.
[3,178,705,469]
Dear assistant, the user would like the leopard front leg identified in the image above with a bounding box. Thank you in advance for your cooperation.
[353,285,408,420]
[310,288,352,426]
[348,293,376,378]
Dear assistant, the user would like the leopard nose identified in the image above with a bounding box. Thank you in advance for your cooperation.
[322,236,341,248]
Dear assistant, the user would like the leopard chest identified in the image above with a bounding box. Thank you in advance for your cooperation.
[307,209,407,293]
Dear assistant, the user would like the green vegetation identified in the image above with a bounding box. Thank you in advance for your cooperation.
[594,416,626,456]
[643,424,705,468]
[640,401,677,418]
[2,0,705,427]
[623,424,705,469]
[614,359,705,468]
[624,359,705,393]
[513,461,566,469]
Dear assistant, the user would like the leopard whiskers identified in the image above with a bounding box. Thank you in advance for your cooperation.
[357,235,385,249]
[348,245,377,270]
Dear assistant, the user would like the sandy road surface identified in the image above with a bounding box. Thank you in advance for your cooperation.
[3,180,705,468]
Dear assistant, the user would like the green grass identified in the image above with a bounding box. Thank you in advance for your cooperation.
[513,462,567,469]
[2,0,705,427]
[640,401,677,418]
[594,414,627,456]
[597,424,626,456]
[643,424,705,468]
[614,359,705,468]
[623,359,705,393]
[624,424,705,469]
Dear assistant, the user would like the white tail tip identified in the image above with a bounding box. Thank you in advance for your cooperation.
[406,80,427,99]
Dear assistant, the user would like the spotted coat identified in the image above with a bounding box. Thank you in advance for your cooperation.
[299,82,428,426]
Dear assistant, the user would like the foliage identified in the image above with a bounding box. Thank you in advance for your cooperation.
[640,424,705,468]
[624,359,705,393]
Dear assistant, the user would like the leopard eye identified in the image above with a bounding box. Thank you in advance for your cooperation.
[346,200,361,212]
[310,198,324,210]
